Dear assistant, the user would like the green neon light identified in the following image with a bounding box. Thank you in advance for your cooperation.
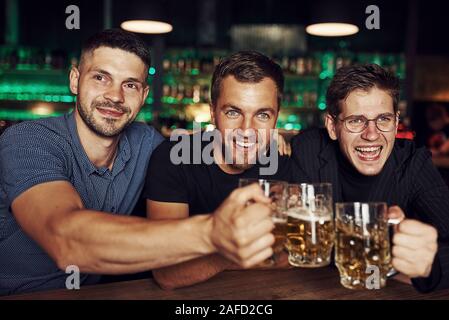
[162,96,177,104]
[0,107,154,122]
[319,70,332,80]
[0,83,70,94]
[145,97,154,104]
[181,98,194,104]
[0,93,75,102]
[0,109,68,120]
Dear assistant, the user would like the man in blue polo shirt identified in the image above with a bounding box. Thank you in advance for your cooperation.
[0,29,276,295]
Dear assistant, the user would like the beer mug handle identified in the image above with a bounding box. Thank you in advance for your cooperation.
[386,217,402,278]
[388,218,402,226]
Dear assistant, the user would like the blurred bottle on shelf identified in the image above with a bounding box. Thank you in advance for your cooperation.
[193,84,201,103]
[184,84,193,100]
[161,80,210,104]
[0,46,75,71]
[163,84,171,98]
[44,51,53,70]
[177,58,185,74]
[176,84,184,101]
[162,58,171,72]
[160,50,227,76]
[295,57,305,75]
[312,56,322,76]
[200,56,214,74]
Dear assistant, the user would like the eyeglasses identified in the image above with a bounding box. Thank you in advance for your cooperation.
[336,113,397,133]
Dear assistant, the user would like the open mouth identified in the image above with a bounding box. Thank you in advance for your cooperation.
[354,145,383,161]
[232,137,260,159]
[235,140,256,149]
[96,107,125,118]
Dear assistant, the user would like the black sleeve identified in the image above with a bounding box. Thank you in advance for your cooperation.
[412,254,443,293]
[409,148,449,292]
[290,128,325,182]
[276,155,310,183]
[290,131,307,170]
[142,140,189,203]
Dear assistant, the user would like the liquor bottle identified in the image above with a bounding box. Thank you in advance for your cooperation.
[163,58,171,72]
[296,57,306,75]
[177,58,185,74]
[193,84,201,103]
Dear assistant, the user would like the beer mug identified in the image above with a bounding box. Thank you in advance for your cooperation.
[238,179,287,265]
[335,202,399,290]
[286,183,334,267]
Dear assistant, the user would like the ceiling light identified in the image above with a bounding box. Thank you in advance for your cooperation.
[121,20,172,34]
[306,23,359,37]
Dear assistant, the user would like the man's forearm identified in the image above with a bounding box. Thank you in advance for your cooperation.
[153,254,233,290]
[51,210,215,274]
[153,250,293,290]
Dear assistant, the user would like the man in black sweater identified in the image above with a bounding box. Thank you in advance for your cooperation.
[291,64,449,292]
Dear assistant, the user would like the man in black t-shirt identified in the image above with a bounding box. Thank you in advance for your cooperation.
[145,136,295,216]
[144,51,303,289]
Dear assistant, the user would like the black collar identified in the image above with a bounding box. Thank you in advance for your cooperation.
[316,131,405,203]
[317,137,343,202]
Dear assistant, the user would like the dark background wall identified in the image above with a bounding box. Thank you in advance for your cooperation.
[0,0,447,55]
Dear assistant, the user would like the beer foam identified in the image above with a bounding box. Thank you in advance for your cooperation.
[287,208,332,222]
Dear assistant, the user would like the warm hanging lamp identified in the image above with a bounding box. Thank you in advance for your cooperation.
[306,1,359,37]
[306,23,358,37]
[120,2,173,34]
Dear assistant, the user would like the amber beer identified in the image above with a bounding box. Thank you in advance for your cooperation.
[285,183,334,267]
[335,202,394,290]
[272,216,287,256]
[238,179,288,265]
[287,208,334,267]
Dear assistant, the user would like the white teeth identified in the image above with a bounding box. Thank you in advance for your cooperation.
[235,141,255,148]
[355,146,381,152]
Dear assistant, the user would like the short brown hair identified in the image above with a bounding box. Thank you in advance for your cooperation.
[80,29,151,75]
[211,51,284,108]
[326,64,400,118]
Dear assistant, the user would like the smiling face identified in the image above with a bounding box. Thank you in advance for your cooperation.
[69,47,149,137]
[325,87,398,176]
[211,75,279,173]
